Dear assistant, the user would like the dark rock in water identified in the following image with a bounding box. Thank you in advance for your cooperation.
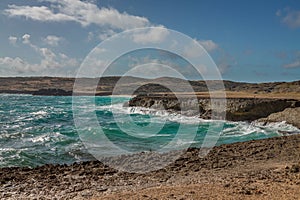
[32,89,72,96]
[278,130,300,135]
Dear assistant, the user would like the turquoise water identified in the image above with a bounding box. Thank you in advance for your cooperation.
[0,94,299,168]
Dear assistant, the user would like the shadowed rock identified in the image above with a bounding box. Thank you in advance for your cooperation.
[128,95,300,121]
[257,107,300,129]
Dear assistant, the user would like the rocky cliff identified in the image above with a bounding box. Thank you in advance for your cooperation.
[127,95,300,122]
[257,107,300,129]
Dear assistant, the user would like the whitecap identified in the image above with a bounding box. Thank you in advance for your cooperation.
[97,103,206,125]
[31,110,47,115]
[31,135,51,143]
[0,147,16,152]
[252,121,300,135]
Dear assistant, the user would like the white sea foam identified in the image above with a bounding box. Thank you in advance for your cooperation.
[221,120,300,137]
[27,132,65,144]
[0,93,32,97]
[252,121,300,134]
[31,135,51,143]
[0,147,16,152]
[31,110,47,115]
[97,103,300,137]
[97,103,207,125]
[222,122,264,137]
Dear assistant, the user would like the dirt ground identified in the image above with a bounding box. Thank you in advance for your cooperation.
[0,134,299,199]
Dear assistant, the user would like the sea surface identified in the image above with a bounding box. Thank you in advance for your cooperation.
[0,94,299,168]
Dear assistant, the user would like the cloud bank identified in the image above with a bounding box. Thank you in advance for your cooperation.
[4,0,150,30]
[1,34,79,76]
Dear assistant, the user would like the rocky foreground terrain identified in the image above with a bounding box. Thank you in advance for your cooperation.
[0,134,299,199]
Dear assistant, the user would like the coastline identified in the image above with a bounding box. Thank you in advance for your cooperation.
[1,77,299,97]
[1,134,299,199]
[128,94,300,128]
[1,77,299,199]
[2,0,300,198]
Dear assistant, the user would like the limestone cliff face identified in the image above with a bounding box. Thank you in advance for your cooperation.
[127,95,300,122]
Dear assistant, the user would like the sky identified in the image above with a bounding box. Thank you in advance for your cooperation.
[0,0,300,82]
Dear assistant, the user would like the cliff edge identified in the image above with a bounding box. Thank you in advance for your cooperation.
[128,95,300,127]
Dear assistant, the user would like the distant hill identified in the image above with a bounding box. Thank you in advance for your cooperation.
[0,76,299,96]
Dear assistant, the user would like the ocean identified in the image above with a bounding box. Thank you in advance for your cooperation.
[0,94,299,168]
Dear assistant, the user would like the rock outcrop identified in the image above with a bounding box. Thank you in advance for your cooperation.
[257,107,300,129]
[127,95,300,122]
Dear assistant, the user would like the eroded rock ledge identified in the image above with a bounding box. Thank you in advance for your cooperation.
[127,95,300,123]
[257,107,300,129]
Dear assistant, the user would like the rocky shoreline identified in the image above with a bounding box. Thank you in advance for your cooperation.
[1,77,300,199]
[1,134,299,199]
[128,95,300,128]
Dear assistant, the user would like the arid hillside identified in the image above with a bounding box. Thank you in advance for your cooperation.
[0,77,299,97]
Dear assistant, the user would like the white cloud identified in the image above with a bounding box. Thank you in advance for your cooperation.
[4,1,172,45]
[4,0,150,30]
[21,33,41,51]
[283,51,300,69]
[119,55,201,79]
[0,55,79,76]
[22,34,31,44]
[198,40,219,52]
[0,56,39,74]
[0,57,23,70]
[182,39,219,58]
[0,52,79,76]
[182,39,233,74]
[283,61,300,68]
[277,8,300,28]
[58,53,79,68]
[8,36,18,45]
[4,5,75,22]
[38,47,79,70]
[92,47,107,54]
[43,35,63,46]
[39,48,59,68]
[125,63,185,79]
[98,29,117,40]
[1,34,79,76]
[131,26,170,44]
[87,32,94,41]
[59,53,68,59]
[87,29,117,41]
[183,40,204,58]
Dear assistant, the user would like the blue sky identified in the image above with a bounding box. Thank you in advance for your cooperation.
[0,0,300,82]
